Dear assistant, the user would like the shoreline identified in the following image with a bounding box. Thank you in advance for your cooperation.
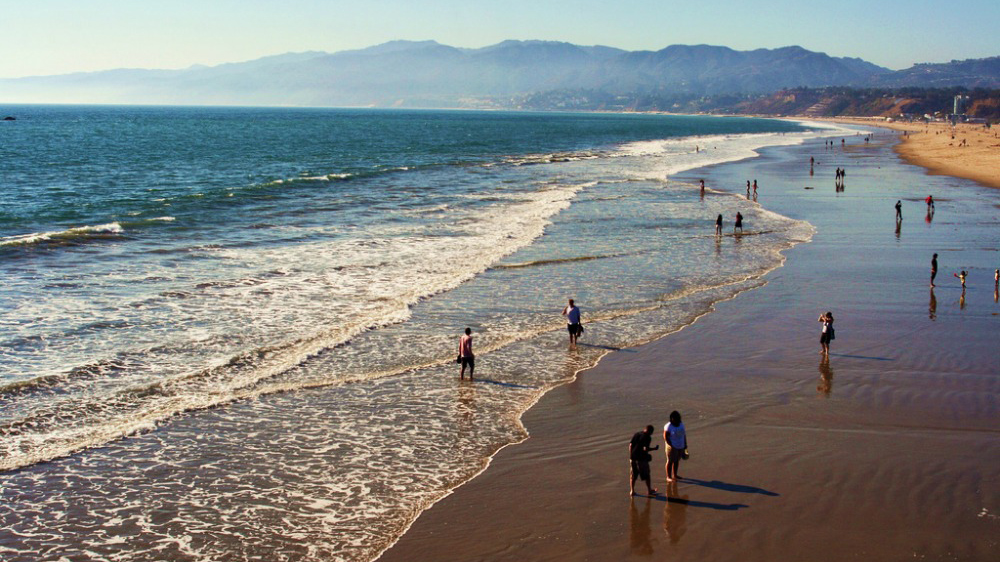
[808,116,1000,189]
[378,123,1000,560]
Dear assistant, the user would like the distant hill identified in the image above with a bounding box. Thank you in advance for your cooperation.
[1,40,998,108]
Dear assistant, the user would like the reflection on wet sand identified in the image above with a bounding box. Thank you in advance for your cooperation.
[929,288,937,321]
[817,356,833,397]
[960,288,966,310]
[662,481,688,545]
[629,497,654,555]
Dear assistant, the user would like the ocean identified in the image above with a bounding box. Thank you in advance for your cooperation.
[1,106,831,561]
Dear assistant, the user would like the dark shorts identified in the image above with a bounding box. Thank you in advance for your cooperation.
[630,459,650,481]
[820,332,832,344]
[568,323,582,336]
[461,356,475,369]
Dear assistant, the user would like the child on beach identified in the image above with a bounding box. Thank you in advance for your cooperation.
[955,271,968,288]
[716,213,723,235]
[664,411,687,482]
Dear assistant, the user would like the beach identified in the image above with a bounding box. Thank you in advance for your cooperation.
[379,128,1000,560]
[818,116,1000,189]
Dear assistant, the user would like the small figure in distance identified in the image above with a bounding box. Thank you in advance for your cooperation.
[995,269,999,287]
[925,195,935,211]
[895,200,903,221]
[458,327,475,380]
[664,411,688,483]
[955,270,968,288]
[715,213,723,235]
[930,253,938,287]
[746,180,751,197]
[699,179,705,196]
[818,311,834,356]
[629,425,659,497]
[752,179,758,196]
[734,211,743,234]
[562,298,583,346]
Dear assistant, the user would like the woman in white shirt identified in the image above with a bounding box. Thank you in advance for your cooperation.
[663,410,687,482]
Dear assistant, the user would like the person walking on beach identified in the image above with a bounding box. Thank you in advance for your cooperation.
[663,411,688,482]
[562,299,582,346]
[895,200,903,221]
[734,212,743,234]
[818,311,834,355]
[926,195,934,211]
[746,180,751,197]
[629,425,659,496]
[752,180,758,196]
[930,253,938,287]
[458,327,475,380]
[715,213,723,235]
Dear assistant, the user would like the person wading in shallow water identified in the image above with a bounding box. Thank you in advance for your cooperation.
[629,425,659,497]
[818,311,834,355]
[562,298,582,346]
[458,327,475,380]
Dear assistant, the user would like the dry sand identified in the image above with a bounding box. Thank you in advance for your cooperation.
[819,117,1000,189]
[378,129,1000,561]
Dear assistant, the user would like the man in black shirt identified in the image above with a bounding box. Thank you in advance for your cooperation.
[629,425,659,496]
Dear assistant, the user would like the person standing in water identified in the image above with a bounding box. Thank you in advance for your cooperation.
[818,311,834,355]
[663,411,688,482]
[562,299,582,346]
[458,327,475,380]
[734,212,743,233]
[715,213,723,235]
[930,253,938,287]
[895,200,903,221]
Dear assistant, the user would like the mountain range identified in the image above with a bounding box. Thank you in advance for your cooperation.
[2,40,998,108]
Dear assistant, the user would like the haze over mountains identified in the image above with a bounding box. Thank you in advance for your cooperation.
[2,40,998,108]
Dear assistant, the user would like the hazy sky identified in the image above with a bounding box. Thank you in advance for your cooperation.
[3,0,998,78]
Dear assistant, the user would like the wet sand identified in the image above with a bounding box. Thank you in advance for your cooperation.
[378,131,1000,560]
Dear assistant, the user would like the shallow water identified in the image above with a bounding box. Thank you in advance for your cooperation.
[0,107,844,561]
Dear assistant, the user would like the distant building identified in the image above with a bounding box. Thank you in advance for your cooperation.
[954,95,969,115]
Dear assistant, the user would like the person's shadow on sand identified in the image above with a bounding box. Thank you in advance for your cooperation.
[680,478,779,497]
[648,494,749,511]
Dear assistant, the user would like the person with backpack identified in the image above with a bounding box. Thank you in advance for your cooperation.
[629,425,659,496]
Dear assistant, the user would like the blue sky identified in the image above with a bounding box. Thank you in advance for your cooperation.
[2,0,998,78]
